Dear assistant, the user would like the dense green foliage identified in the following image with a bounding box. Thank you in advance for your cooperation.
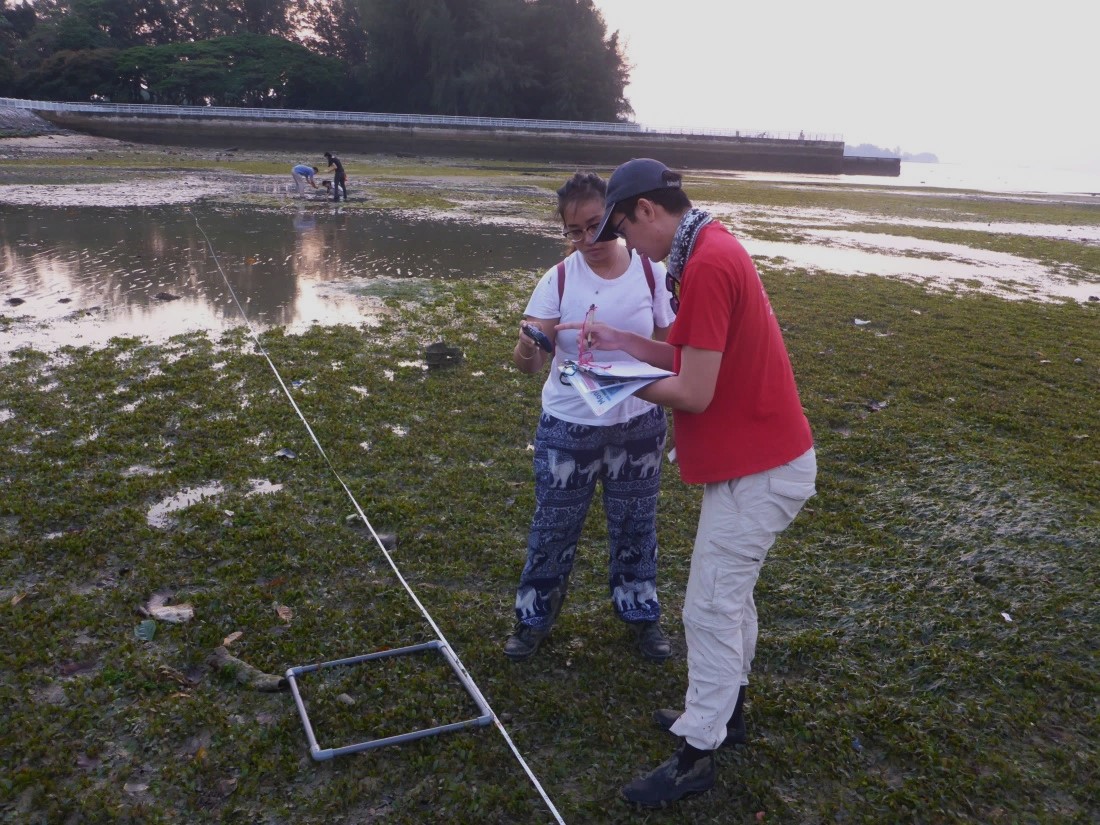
[356,0,629,119]
[115,35,347,108]
[0,0,631,119]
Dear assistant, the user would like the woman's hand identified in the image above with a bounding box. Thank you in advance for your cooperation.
[556,319,677,372]
[513,319,553,374]
[514,323,540,357]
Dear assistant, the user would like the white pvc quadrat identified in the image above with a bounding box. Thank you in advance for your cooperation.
[286,640,493,760]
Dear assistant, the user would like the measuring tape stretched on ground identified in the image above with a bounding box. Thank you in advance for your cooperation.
[190,210,565,824]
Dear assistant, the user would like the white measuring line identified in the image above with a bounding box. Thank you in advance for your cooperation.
[190,210,565,824]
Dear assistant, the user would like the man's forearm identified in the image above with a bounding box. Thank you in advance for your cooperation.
[635,346,722,413]
[618,332,675,371]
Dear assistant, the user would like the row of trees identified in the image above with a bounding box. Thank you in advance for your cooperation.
[7,35,348,108]
[0,0,632,120]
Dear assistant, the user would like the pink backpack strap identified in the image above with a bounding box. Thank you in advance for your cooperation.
[556,261,567,306]
[640,255,656,298]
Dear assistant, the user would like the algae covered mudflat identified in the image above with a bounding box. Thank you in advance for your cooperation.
[1,135,1098,823]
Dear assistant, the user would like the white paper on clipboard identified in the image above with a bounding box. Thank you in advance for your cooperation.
[559,361,666,417]
[579,360,675,380]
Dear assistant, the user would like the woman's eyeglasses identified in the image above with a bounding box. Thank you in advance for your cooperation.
[563,215,629,243]
[561,221,603,243]
[666,273,681,314]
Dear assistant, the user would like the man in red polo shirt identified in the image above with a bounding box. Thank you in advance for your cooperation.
[562,158,817,807]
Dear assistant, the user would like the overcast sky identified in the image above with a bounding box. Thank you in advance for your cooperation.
[593,0,1098,171]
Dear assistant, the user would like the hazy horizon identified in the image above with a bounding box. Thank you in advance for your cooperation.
[594,0,1098,173]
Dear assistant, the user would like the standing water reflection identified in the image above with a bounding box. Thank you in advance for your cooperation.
[0,205,564,353]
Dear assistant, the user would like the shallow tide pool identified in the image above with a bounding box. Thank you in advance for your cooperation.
[0,204,565,353]
[2,193,1098,356]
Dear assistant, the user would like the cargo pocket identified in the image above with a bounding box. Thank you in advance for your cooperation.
[767,477,816,526]
[769,477,816,502]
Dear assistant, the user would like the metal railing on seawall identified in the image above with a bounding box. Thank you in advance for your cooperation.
[0,97,841,144]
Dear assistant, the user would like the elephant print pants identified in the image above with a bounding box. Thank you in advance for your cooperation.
[513,407,666,629]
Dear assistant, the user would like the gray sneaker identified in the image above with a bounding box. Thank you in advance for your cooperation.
[504,623,550,661]
[621,741,716,807]
[634,620,672,661]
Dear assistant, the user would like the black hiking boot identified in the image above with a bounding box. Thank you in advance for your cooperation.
[503,622,551,660]
[620,740,716,808]
[503,576,569,661]
[652,685,747,747]
[633,620,672,661]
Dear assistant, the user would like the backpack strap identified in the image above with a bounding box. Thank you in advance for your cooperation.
[556,261,567,307]
[640,255,656,298]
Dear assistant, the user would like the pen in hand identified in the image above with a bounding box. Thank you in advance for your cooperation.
[582,304,597,358]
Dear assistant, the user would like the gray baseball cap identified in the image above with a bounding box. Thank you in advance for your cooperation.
[592,158,682,242]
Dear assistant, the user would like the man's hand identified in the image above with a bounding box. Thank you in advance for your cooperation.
[555,320,675,372]
[555,319,627,352]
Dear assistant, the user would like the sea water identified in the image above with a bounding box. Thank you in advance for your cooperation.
[737,159,1100,198]
[858,160,1100,197]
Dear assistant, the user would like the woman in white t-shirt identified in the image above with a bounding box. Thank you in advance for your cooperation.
[505,172,677,662]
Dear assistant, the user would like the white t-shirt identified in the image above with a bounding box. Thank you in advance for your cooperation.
[523,248,676,426]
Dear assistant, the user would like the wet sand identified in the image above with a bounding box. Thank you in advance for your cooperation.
[0,132,314,207]
[3,127,1097,350]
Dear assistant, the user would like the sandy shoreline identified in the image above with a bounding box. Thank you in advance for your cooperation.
[0,132,389,209]
[0,127,549,210]
[0,132,192,204]
[0,132,131,154]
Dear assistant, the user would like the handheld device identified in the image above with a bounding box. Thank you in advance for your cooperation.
[521,323,553,353]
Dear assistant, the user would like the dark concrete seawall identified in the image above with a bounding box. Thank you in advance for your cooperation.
[41,111,901,176]
[0,106,65,135]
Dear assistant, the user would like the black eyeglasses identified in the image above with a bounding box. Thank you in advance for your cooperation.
[611,214,629,239]
[666,272,681,314]
[562,220,603,243]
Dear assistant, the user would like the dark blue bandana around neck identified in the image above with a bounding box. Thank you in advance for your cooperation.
[667,208,714,280]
